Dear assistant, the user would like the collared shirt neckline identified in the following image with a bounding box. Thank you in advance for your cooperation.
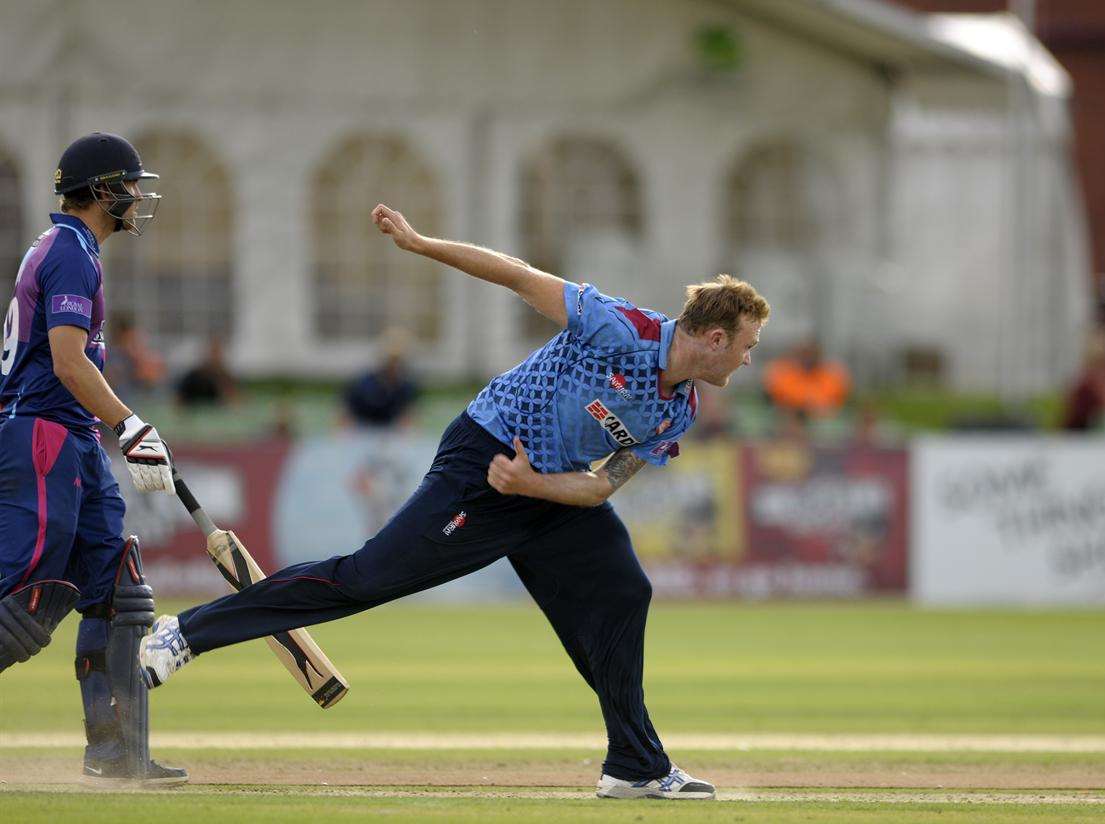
[50,213,101,258]
[658,318,690,398]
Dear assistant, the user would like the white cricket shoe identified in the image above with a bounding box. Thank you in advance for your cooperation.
[596,764,716,800]
[139,614,193,688]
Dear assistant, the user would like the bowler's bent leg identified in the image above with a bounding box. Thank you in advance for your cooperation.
[509,505,670,781]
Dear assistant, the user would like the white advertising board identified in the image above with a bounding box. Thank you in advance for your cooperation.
[912,437,1105,605]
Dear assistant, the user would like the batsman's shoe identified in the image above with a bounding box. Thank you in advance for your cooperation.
[82,756,189,788]
[596,765,716,800]
[139,614,193,688]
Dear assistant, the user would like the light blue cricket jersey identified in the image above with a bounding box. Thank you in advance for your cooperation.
[467,281,698,474]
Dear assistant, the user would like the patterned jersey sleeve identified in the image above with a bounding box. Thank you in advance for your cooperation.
[38,252,98,332]
[630,385,698,467]
[562,281,657,350]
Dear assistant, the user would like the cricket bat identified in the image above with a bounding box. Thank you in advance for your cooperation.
[172,468,349,708]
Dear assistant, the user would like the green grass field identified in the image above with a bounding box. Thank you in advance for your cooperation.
[2,601,1104,821]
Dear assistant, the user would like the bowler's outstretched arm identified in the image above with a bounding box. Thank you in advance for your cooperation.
[372,203,568,327]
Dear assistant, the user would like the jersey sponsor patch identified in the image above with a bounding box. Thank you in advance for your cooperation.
[50,294,93,318]
[608,372,633,401]
[585,399,639,447]
[576,283,587,315]
[442,511,467,536]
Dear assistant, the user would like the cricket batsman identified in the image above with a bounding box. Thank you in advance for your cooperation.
[0,133,187,786]
[142,203,769,800]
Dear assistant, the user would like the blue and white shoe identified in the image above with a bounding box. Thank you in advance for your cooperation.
[139,614,193,688]
[596,764,716,800]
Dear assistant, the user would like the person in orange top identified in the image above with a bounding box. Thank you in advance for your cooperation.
[764,339,851,422]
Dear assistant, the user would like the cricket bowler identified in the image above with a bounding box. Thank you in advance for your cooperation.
[142,203,769,800]
[0,133,186,786]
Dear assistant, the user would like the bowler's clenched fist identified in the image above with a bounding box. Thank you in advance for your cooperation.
[487,437,538,497]
[372,204,421,251]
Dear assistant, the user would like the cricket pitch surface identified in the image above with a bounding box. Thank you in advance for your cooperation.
[3,602,1103,821]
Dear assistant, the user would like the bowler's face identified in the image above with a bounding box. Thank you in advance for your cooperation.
[704,320,761,387]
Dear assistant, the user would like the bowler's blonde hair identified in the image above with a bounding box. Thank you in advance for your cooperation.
[679,274,769,337]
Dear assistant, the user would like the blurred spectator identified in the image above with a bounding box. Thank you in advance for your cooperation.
[853,400,881,447]
[269,397,298,440]
[763,339,851,430]
[343,329,419,428]
[1060,329,1105,431]
[176,337,239,407]
[105,312,165,403]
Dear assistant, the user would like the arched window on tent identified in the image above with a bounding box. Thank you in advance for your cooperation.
[104,132,235,344]
[0,151,23,305]
[311,134,443,342]
[519,136,642,342]
[725,140,842,347]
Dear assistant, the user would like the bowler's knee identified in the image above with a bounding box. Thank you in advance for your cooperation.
[606,569,652,613]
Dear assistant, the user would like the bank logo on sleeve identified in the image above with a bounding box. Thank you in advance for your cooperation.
[50,294,93,318]
[585,399,639,447]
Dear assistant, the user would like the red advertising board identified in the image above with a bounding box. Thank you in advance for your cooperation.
[130,434,908,600]
[736,441,909,596]
[623,440,910,599]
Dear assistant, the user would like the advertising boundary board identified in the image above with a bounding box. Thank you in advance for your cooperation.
[911,436,1105,605]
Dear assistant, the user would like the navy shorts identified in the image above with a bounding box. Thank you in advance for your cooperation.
[0,416,126,610]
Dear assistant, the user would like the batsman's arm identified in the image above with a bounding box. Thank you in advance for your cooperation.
[51,325,175,494]
[372,203,568,327]
[48,325,131,427]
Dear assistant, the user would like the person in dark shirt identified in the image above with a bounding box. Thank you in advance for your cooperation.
[343,330,419,427]
[176,337,237,407]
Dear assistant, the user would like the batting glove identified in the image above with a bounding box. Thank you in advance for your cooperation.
[115,414,175,493]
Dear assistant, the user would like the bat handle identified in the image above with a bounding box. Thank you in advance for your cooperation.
[173,468,219,537]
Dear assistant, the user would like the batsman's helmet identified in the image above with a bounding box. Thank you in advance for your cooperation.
[55,132,158,195]
[54,132,161,236]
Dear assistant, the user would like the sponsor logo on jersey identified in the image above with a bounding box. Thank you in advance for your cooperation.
[442,511,467,536]
[50,294,93,318]
[585,399,639,447]
[576,283,587,315]
[607,372,632,401]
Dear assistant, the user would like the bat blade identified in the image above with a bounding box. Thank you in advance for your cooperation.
[205,529,349,708]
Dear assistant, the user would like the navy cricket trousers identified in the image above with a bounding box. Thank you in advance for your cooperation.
[179,413,670,780]
[0,416,126,608]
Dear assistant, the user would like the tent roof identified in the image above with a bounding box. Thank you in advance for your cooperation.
[730,0,1070,97]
